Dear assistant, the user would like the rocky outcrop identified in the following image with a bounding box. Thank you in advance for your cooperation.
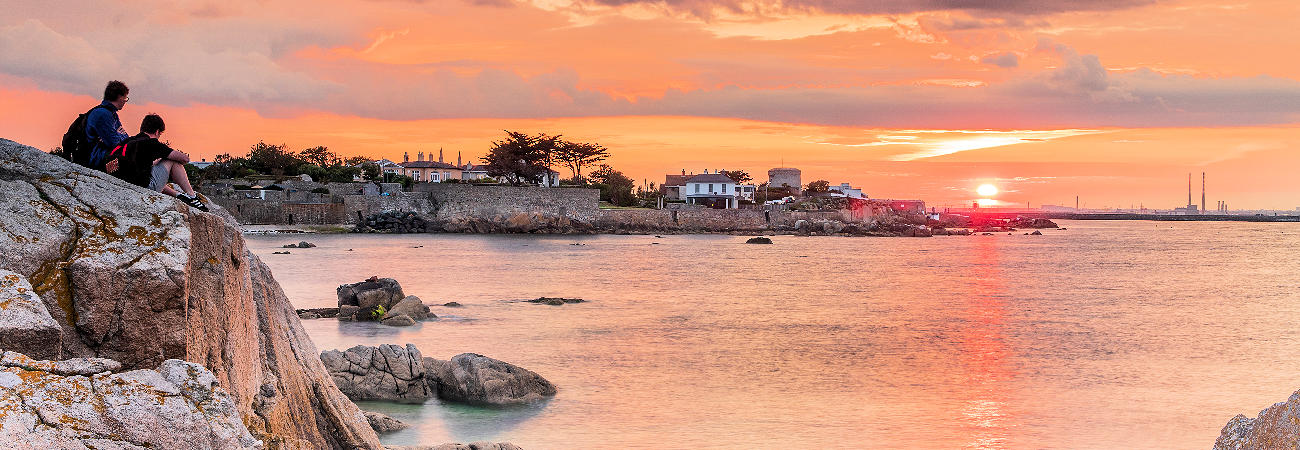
[337,277,405,320]
[1214,389,1300,449]
[0,351,260,448]
[0,138,380,448]
[745,237,772,244]
[320,344,434,403]
[425,353,556,406]
[322,346,554,407]
[364,410,409,433]
[0,270,61,360]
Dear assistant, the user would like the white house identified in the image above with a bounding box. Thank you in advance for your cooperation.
[684,172,738,208]
[829,183,866,199]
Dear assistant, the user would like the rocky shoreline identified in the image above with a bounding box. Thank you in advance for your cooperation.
[0,138,527,449]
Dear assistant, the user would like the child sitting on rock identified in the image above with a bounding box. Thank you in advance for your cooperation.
[106,114,207,211]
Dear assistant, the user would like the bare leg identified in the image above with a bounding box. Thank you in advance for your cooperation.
[160,160,196,196]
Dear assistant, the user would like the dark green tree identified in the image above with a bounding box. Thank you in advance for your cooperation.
[722,169,751,184]
[555,140,610,183]
[806,179,831,194]
[482,131,560,186]
[299,146,338,167]
[247,142,302,176]
[590,164,636,206]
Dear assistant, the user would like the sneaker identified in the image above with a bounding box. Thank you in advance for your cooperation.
[176,193,210,212]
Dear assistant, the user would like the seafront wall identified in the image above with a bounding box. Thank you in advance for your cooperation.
[414,183,600,222]
[201,180,913,232]
[592,209,855,232]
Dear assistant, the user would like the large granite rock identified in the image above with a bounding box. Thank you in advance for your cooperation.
[0,139,380,448]
[424,353,556,406]
[0,270,61,360]
[0,351,259,448]
[1214,389,1300,449]
[321,344,434,403]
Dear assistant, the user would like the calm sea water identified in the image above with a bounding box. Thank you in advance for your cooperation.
[247,220,1300,449]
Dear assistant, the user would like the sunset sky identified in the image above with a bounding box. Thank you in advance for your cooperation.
[1,0,1297,208]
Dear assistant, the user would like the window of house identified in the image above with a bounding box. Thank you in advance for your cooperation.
[413,170,421,180]
[708,183,714,193]
[695,184,700,193]
[722,184,727,193]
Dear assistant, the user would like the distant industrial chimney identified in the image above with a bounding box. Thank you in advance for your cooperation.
[458,151,462,167]
[1187,173,1193,209]
[1201,172,1206,214]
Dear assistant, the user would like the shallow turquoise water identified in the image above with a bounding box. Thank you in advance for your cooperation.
[248,220,1300,449]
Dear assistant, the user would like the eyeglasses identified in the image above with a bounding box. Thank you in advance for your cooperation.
[122,97,129,102]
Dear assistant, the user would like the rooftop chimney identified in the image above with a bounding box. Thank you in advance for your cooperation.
[418,151,424,162]
[439,147,444,163]
[403,152,409,163]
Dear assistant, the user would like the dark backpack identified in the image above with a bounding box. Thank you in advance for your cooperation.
[61,105,108,166]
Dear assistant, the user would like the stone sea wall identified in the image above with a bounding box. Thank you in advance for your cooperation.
[414,183,600,222]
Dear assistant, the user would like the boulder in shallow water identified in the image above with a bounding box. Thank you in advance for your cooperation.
[381,314,417,327]
[383,295,431,321]
[424,353,556,406]
[745,237,772,244]
[339,278,406,312]
[364,410,409,433]
[320,344,433,403]
[1214,388,1300,449]
[0,270,61,360]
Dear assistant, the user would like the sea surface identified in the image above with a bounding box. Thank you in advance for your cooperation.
[247,220,1300,449]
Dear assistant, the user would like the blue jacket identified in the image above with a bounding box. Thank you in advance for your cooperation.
[85,101,128,169]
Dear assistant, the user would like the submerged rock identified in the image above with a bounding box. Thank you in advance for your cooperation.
[0,138,381,448]
[527,297,585,306]
[388,443,524,450]
[425,353,556,406]
[0,352,261,449]
[745,237,773,244]
[320,344,434,403]
[1214,389,1300,449]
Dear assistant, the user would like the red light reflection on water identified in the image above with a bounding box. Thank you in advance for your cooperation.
[959,237,1017,449]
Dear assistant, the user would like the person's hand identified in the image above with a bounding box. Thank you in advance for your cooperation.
[105,159,119,173]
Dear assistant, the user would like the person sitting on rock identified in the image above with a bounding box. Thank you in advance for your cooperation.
[105,114,208,211]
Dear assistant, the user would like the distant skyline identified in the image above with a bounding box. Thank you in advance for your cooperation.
[1,0,1298,208]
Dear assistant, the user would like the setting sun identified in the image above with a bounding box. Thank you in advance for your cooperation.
[976,184,998,197]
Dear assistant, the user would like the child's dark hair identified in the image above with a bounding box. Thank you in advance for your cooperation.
[140,114,165,134]
[103,80,129,102]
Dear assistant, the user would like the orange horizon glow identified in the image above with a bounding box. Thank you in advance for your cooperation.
[1,0,1298,209]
